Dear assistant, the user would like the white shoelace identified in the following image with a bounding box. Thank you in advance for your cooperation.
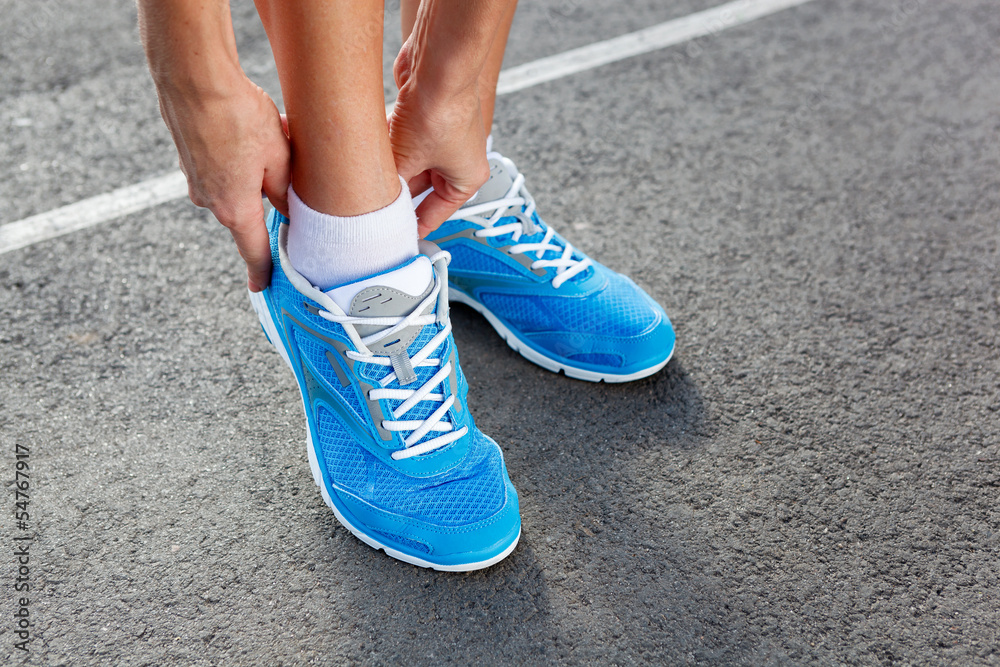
[447,152,592,289]
[316,252,466,461]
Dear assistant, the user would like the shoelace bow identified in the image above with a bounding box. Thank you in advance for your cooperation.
[447,152,592,289]
[316,252,466,461]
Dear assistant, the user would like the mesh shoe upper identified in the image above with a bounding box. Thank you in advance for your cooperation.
[426,151,675,379]
[478,270,659,338]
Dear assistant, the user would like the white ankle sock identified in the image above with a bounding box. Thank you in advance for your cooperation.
[287,177,419,290]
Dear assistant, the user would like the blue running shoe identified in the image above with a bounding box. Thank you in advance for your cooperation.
[248,209,520,571]
[425,149,676,382]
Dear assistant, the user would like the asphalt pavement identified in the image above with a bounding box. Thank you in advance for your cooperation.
[1,0,998,664]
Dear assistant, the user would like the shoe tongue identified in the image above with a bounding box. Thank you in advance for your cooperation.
[325,255,434,336]
[325,255,433,316]
[324,256,436,368]
[462,156,516,211]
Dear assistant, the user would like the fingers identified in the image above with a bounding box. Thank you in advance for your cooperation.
[262,171,290,218]
[389,73,494,237]
[215,197,272,292]
[230,211,273,292]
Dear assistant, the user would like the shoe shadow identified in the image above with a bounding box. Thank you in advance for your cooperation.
[316,306,775,664]
[449,303,706,455]
[328,538,555,664]
[433,304,780,662]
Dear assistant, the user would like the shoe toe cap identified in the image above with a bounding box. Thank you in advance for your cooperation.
[334,476,521,569]
[327,431,521,569]
[527,308,675,375]
[522,271,676,375]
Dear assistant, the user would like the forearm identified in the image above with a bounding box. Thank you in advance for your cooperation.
[137,0,244,95]
[408,0,514,97]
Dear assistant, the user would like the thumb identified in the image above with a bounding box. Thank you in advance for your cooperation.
[262,128,291,216]
[263,160,291,218]
[414,172,476,238]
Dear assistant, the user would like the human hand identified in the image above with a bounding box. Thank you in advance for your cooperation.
[389,39,490,238]
[156,76,290,291]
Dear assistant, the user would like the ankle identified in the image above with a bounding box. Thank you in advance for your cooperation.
[287,177,419,289]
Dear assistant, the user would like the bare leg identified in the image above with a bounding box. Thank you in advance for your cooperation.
[400,0,518,134]
[255,0,400,215]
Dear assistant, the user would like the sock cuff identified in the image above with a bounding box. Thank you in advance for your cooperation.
[287,177,417,250]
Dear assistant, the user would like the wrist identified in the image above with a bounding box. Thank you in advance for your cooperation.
[398,74,483,138]
[152,57,247,101]
[408,48,482,100]
[403,66,481,113]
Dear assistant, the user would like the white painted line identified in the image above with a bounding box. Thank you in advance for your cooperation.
[0,0,816,256]
[0,172,189,255]
[496,0,815,94]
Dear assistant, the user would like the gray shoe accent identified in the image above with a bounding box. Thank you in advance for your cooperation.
[390,350,418,386]
[350,282,432,333]
[463,158,515,210]
[431,227,480,246]
[350,282,435,387]
[448,348,461,414]
[287,269,449,443]
[432,227,547,277]
[282,309,394,442]
[324,350,351,387]
[462,158,539,233]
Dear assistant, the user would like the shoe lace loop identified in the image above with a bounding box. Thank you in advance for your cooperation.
[447,152,592,289]
[316,251,466,460]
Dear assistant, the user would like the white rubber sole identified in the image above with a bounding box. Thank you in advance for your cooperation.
[449,289,673,383]
[248,289,519,572]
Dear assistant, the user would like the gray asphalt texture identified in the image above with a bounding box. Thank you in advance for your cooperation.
[2,0,999,664]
